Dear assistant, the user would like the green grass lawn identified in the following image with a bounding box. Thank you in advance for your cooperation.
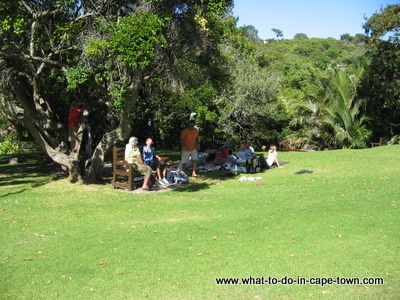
[1,146,399,299]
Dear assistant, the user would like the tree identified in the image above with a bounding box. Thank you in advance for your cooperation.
[238,25,259,39]
[294,33,308,39]
[363,4,400,138]
[271,28,283,39]
[216,28,290,147]
[0,0,234,181]
[284,60,371,149]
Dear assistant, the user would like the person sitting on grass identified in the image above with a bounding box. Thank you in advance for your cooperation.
[142,137,168,185]
[125,137,154,190]
[214,142,235,166]
[232,146,247,164]
[242,140,255,160]
[266,145,282,168]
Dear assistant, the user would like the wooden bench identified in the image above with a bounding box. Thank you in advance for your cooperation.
[111,146,142,191]
[111,146,169,191]
[370,137,386,148]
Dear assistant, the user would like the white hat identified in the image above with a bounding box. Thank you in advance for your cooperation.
[128,137,138,146]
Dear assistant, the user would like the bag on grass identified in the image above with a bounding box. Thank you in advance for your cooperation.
[246,157,262,173]
[166,171,175,183]
[173,171,189,184]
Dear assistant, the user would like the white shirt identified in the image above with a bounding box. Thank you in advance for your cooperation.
[267,150,277,166]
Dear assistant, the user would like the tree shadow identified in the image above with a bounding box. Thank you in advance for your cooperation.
[0,189,28,198]
[175,170,242,192]
[170,182,211,192]
[100,166,242,193]
[1,153,243,194]
[0,153,65,191]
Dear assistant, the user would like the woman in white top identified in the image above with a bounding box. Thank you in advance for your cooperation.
[266,145,282,168]
[125,137,154,190]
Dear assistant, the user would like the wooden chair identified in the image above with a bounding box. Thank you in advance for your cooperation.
[111,146,141,191]
[370,137,384,148]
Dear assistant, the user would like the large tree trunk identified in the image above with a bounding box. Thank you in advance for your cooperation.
[8,77,83,180]
[85,89,138,182]
[7,71,141,182]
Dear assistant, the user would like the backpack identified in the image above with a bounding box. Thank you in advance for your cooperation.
[165,171,175,183]
[166,170,189,184]
[174,171,189,184]
[246,157,262,173]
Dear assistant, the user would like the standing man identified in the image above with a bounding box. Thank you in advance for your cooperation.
[180,120,200,177]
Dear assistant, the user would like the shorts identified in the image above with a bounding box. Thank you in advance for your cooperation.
[147,160,166,171]
[181,150,198,164]
[133,164,153,176]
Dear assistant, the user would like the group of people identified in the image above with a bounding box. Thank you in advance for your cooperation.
[212,139,282,169]
[124,137,168,190]
[124,119,282,190]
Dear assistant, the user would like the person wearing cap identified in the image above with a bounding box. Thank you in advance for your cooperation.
[125,137,154,190]
[180,120,200,177]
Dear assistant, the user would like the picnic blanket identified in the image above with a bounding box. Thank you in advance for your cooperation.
[268,161,289,169]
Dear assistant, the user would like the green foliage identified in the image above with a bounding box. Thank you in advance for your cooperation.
[0,129,40,154]
[65,66,90,91]
[263,37,364,66]
[82,10,168,109]
[203,0,234,14]
[0,131,20,154]
[283,59,371,150]
[321,100,372,149]
[85,38,108,56]
[238,25,259,39]
[0,115,19,154]
[363,4,400,138]
[146,0,234,15]
[1,16,24,35]
[294,33,308,39]
[271,28,283,39]
[364,4,400,42]
[107,11,166,68]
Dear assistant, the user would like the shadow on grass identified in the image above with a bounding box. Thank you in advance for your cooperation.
[168,170,241,193]
[170,182,211,192]
[0,188,28,198]
[0,153,65,191]
[1,151,244,193]
[102,168,240,193]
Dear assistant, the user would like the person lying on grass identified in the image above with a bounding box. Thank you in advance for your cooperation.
[125,137,154,190]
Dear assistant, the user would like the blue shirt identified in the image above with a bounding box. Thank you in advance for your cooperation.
[142,146,155,164]
[243,146,254,160]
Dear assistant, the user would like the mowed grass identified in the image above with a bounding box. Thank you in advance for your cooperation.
[0,146,399,299]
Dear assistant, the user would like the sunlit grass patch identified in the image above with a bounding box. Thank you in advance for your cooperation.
[1,146,399,299]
